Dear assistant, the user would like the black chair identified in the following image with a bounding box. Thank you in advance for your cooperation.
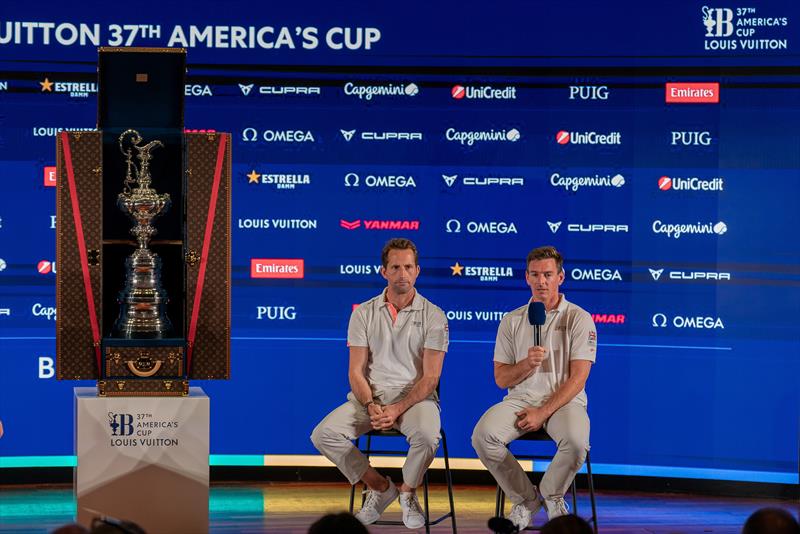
[348,428,457,533]
[494,429,597,533]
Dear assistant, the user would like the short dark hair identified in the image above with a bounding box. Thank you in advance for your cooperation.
[742,508,800,534]
[526,245,564,273]
[308,512,369,534]
[381,238,419,268]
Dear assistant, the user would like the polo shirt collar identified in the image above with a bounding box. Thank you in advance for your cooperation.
[528,293,568,314]
[381,288,423,311]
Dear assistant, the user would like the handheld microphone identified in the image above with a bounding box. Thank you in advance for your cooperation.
[528,301,546,347]
[488,516,519,534]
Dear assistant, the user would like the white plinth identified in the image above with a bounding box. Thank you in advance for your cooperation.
[75,387,209,533]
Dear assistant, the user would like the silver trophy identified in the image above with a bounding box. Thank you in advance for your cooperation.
[113,129,173,338]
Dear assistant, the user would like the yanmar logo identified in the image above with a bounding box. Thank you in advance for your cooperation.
[591,313,626,324]
[40,77,96,98]
[451,85,517,100]
[450,262,513,282]
[340,219,420,231]
[250,259,304,279]
[556,130,621,145]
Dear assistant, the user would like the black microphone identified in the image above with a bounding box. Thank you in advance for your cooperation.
[488,516,519,534]
[528,301,546,347]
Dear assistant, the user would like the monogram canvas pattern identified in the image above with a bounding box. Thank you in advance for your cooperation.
[57,132,103,380]
[185,133,231,379]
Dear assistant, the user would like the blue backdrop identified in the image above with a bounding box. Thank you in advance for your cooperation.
[0,1,799,483]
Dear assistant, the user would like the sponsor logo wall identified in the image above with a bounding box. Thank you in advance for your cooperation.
[0,24,798,482]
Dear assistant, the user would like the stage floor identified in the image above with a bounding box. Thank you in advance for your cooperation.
[0,482,797,533]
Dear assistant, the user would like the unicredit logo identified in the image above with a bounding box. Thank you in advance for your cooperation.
[658,176,724,191]
[37,260,55,274]
[445,128,521,146]
[450,85,517,100]
[556,130,621,145]
[250,259,304,279]
[341,219,420,231]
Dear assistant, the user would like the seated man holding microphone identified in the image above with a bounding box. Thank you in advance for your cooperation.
[472,246,597,531]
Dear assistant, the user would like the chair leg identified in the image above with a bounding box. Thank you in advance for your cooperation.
[349,436,360,513]
[585,451,598,534]
[571,478,578,515]
[423,472,431,534]
[442,431,457,533]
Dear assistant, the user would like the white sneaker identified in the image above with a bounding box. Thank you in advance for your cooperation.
[507,497,543,531]
[355,477,399,525]
[544,496,570,520]
[399,491,426,529]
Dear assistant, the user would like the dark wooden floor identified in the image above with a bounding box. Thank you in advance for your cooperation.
[0,482,797,533]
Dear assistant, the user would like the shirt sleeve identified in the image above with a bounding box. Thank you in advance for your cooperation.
[423,306,449,352]
[493,315,516,364]
[347,304,369,347]
[569,310,597,362]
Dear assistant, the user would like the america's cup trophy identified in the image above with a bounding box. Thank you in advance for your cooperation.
[113,129,173,338]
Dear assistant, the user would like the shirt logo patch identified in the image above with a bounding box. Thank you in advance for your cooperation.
[587,331,597,348]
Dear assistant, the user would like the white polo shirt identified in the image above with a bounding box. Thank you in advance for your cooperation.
[494,294,596,407]
[348,289,449,389]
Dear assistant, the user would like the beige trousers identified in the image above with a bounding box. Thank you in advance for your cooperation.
[311,388,440,488]
[472,398,590,504]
